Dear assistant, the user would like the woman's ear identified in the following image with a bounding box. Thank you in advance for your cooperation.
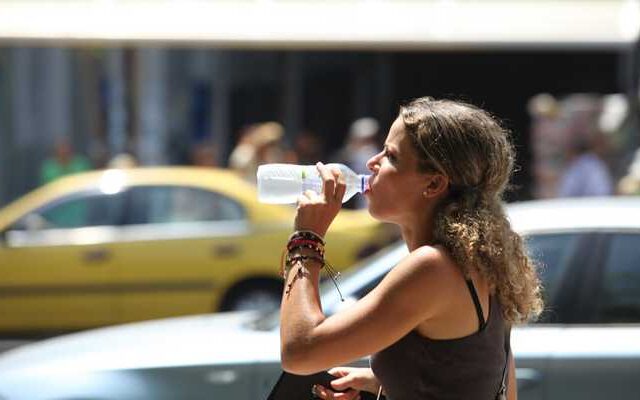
[422,174,449,199]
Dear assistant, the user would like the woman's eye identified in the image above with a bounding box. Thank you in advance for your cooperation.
[385,150,395,161]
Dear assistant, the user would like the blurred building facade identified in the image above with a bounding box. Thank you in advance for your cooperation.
[0,1,638,207]
[1,47,637,207]
[0,49,397,206]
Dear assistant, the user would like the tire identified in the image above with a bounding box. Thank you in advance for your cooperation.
[220,279,283,312]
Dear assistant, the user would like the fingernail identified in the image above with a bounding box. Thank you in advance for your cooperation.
[317,161,324,166]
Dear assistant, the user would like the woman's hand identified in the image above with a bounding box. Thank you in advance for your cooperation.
[312,367,381,399]
[294,162,346,238]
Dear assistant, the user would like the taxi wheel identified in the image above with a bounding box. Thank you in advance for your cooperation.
[220,279,283,312]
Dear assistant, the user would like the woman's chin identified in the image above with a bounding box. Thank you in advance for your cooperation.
[366,203,386,222]
[367,203,401,225]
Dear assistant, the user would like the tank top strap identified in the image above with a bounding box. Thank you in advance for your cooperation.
[465,279,487,331]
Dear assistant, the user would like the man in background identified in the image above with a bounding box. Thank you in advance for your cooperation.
[40,138,91,185]
[332,117,381,208]
[557,137,613,197]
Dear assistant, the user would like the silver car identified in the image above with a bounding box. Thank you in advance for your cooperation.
[0,198,639,399]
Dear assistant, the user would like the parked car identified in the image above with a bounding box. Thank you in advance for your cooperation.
[0,167,394,334]
[0,197,639,399]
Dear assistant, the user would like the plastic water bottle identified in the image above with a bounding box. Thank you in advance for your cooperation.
[257,163,370,204]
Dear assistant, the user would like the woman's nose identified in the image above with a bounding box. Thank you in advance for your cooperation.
[366,152,381,173]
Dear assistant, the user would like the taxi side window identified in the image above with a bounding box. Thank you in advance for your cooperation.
[125,186,245,225]
[595,234,640,323]
[10,192,125,230]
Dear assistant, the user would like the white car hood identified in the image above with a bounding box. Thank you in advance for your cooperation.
[0,312,280,375]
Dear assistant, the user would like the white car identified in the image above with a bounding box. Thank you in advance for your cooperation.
[0,198,639,400]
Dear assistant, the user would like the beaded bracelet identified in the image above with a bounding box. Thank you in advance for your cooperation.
[288,254,324,269]
[286,233,325,262]
[281,254,323,279]
[287,238,324,250]
[287,239,324,252]
[280,231,344,301]
[281,255,344,302]
[287,244,324,258]
[288,230,325,245]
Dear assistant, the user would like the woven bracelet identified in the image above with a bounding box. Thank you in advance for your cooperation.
[288,230,325,245]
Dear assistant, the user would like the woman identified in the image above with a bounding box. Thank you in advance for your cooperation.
[279,97,543,400]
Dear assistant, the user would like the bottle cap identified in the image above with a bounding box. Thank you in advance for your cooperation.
[361,174,371,194]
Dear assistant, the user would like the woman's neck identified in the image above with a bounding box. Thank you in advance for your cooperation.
[400,211,436,251]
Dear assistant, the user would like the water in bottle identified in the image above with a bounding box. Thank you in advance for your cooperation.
[257,163,370,204]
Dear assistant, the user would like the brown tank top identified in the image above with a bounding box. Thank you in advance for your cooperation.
[370,280,507,400]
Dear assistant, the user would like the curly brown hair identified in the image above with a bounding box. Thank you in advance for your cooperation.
[400,97,543,324]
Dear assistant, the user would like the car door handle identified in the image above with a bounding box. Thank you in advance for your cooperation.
[516,368,543,391]
[212,243,240,258]
[205,369,239,385]
[83,248,111,264]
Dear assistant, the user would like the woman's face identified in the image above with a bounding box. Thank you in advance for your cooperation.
[365,116,430,224]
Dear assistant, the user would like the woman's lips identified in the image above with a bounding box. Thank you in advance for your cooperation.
[364,175,373,195]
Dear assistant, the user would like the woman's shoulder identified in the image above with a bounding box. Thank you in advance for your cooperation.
[409,244,446,259]
[409,245,458,270]
[397,245,462,284]
[377,244,465,324]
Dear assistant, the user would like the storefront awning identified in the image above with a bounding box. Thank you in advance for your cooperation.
[0,0,638,50]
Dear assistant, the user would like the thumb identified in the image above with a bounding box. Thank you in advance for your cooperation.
[327,367,354,377]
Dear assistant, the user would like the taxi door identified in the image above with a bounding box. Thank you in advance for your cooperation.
[107,185,251,323]
[0,191,124,333]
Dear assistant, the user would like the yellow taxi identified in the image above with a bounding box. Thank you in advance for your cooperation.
[0,167,396,335]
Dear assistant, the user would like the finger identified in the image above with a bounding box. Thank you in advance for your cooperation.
[297,190,317,207]
[332,167,347,202]
[333,389,361,400]
[316,162,336,200]
[296,193,309,207]
[330,375,355,391]
[304,189,322,201]
[313,384,337,399]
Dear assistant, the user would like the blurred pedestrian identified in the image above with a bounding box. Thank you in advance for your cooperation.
[229,122,292,183]
[557,137,613,197]
[280,97,540,400]
[294,130,325,165]
[333,117,381,175]
[528,93,564,199]
[38,139,92,227]
[190,141,219,168]
[618,148,640,195]
[107,153,138,169]
[332,117,381,208]
[40,138,91,184]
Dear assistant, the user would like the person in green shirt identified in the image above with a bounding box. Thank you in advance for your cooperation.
[40,139,91,185]
[39,139,92,227]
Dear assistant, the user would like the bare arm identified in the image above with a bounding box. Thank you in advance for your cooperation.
[507,352,517,400]
[280,245,453,374]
